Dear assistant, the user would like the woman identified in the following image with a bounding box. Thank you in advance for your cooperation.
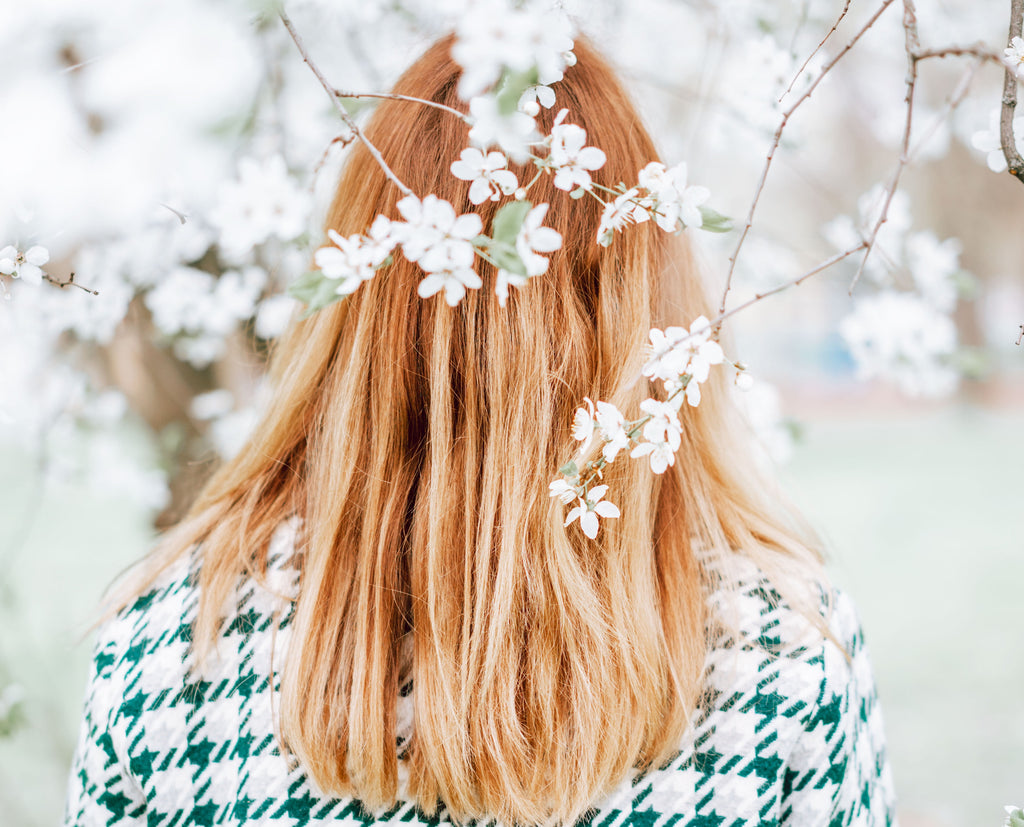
[63,34,896,826]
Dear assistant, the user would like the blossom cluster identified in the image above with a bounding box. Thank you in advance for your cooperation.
[549,316,727,538]
[824,186,969,398]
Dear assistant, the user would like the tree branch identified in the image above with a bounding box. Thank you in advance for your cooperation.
[717,0,898,320]
[848,0,920,293]
[279,12,414,198]
[1001,0,1024,182]
[332,89,470,123]
[781,0,852,99]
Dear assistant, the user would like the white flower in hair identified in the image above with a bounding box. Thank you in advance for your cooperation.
[639,398,682,449]
[495,203,562,306]
[594,401,629,462]
[549,113,606,191]
[563,484,620,539]
[417,266,483,307]
[635,162,709,231]
[395,194,482,272]
[518,84,556,116]
[630,440,676,474]
[548,478,577,504]
[571,396,596,452]
[450,148,518,205]
[596,189,640,247]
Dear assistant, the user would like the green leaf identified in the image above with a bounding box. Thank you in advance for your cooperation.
[495,67,540,116]
[488,241,528,276]
[288,270,344,317]
[560,461,578,478]
[698,205,733,233]
[491,199,533,245]
[570,187,587,199]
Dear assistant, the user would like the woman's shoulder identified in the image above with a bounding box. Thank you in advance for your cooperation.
[700,550,874,715]
[90,517,303,694]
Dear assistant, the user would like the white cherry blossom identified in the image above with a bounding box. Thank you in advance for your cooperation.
[1004,36,1024,78]
[417,266,483,307]
[549,118,606,191]
[451,147,518,205]
[395,195,482,272]
[629,439,676,474]
[639,398,682,450]
[563,484,620,539]
[495,203,562,305]
[0,244,49,286]
[594,401,630,462]
[644,317,725,391]
[572,396,596,452]
[634,162,709,231]
[596,189,641,246]
[548,478,577,504]
[518,84,556,116]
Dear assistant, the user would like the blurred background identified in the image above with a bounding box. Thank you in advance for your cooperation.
[1,0,1021,824]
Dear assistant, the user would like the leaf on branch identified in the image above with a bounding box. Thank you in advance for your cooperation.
[495,67,540,116]
[288,270,344,317]
[492,199,533,241]
[698,206,733,233]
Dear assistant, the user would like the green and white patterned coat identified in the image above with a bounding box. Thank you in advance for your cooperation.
[63,522,897,826]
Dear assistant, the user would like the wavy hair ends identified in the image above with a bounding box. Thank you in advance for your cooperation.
[106,34,825,826]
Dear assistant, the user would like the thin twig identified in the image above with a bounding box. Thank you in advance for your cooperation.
[333,89,470,123]
[1017,324,1024,345]
[279,12,414,198]
[1001,0,1024,181]
[717,0,898,320]
[712,244,867,331]
[914,43,1002,62]
[781,0,852,99]
[43,272,99,295]
[848,0,920,293]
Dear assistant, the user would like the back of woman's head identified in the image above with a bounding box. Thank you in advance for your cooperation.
[136,33,822,826]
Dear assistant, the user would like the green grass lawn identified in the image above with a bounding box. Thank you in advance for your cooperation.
[1,406,1020,825]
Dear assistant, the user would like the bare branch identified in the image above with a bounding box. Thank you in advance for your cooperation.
[333,89,470,123]
[781,0,852,99]
[717,0,898,320]
[279,12,414,198]
[43,272,99,295]
[711,244,867,331]
[1000,0,1024,182]
[848,0,920,293]
[913,43,1002,62]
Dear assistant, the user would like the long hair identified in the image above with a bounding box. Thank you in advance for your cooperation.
[112,35,824,826]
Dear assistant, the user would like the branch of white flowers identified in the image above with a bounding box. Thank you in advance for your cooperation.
[332,89,471,124]
[279,12,415,198]
[717,0,898,320]
[1000,0,1024,182]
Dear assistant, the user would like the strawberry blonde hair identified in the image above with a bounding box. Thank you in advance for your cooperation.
[113,35,823,826]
